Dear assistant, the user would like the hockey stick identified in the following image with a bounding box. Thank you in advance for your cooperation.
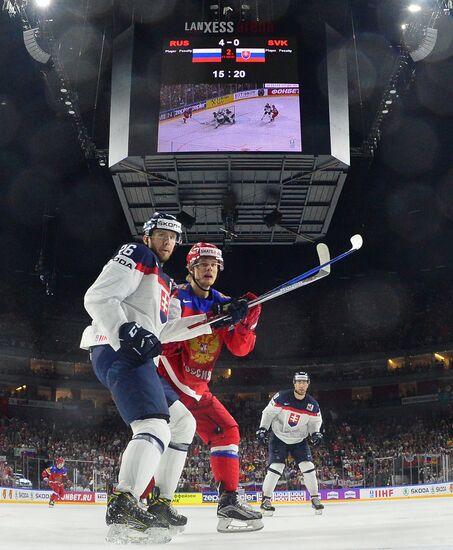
[247,234,362,310]
[162,235,362,342]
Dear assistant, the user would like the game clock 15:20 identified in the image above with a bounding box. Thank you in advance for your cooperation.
[161,36,299,84]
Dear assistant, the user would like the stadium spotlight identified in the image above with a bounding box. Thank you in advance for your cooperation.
[23,28,51,64]
[177,210,196,229]
[407,4,422,13]
[263,208,283,228]
[35,0,52,7]
[409,27,438,61]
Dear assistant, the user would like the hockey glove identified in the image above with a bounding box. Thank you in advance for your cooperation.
[237,292,261,332]
[211,298,248,329]
[118,322,161,363]
[256,427,269,446]
[308,432,323,447]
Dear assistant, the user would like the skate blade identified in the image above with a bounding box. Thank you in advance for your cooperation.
[217,517,264,533]
[260,509,274,517]
[314,509,323,515]
[106,524,172,545]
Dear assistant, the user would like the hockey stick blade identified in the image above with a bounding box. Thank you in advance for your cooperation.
[350,234,363,250]
[205,234,362,324]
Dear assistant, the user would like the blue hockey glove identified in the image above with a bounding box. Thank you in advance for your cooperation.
[118,322,161,363]
[211,298,248,329]
[256,427,269,446]
[308,432,323,447]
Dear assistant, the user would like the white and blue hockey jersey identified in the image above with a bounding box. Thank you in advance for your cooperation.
[259,389,322,445]
[80,242,210,355]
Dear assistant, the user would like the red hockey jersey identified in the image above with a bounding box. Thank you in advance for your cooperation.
[158,284,260,400]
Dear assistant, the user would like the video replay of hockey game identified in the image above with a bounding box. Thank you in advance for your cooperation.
[157,36,301,153]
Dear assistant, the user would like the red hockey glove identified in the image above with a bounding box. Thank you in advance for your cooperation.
[238,292,261,332]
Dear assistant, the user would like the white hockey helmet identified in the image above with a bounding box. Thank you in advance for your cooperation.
[143,212,183,244]
[293,371,310,383]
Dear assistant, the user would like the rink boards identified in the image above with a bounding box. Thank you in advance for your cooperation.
[1,481,452,505]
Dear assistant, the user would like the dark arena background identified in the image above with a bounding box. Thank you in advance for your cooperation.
[0,1,452,548]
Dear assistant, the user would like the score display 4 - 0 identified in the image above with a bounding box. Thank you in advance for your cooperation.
[212,69,246,79]
[161,36,298,85]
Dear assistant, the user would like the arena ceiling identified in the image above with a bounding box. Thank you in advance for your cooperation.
[3,0,431,247]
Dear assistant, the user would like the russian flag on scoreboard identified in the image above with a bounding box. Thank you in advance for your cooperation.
[236,48,266,62]
[192,48,222,63]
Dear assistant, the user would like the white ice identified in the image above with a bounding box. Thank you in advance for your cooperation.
[1,499,453,550]
[157,96,302,153]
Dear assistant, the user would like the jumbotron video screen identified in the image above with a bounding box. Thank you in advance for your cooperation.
[157,36,301,153]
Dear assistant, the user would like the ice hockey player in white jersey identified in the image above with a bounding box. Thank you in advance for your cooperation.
[80,212,211,544]
[261,103,272,121]
[224,107,235,124]
[256,371,324,516]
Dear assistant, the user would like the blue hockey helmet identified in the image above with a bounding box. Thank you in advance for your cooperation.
[143,212,183,244]
[293,371,310,383]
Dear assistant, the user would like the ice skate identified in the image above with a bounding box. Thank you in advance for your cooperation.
[260,496,275,517]
[48,499,55,508]
[105,490,172,544]
[217,491,264,533]
[147,487,187,534]
[311,496,324,515]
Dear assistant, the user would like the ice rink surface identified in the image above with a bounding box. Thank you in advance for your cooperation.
[1,498,452,550]
[157,96,302,153]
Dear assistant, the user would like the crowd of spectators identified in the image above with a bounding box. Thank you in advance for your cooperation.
[1,399,452,493]
[159,83,259,111]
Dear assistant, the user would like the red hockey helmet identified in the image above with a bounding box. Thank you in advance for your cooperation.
[186,242,224,271]
[55,457,65,468]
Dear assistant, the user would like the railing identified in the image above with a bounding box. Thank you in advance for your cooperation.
[7,457,110,493]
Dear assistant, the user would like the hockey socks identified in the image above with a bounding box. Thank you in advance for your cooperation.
[210,445,239,492]
[117,418,170,500]
[262,463,284,497]
[154,443,190,500]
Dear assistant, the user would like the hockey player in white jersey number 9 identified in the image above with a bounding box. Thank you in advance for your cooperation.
[80,212,211,544]
[256,371,325,516]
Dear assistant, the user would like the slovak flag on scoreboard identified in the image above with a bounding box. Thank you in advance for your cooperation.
[192,48,222,63]
[236,48,266,62]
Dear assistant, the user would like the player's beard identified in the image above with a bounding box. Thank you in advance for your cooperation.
[294,388,306,398]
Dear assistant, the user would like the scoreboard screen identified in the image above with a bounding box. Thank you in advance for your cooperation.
[157,35,302,153]
[109,5,348,165]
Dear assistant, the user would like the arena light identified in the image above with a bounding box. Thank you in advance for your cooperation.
[407,4,422,13]
[263,208,283,228]
[401,23,408,29]
[177,210,196,229]
[35,0,52,8]
[23,28,51,64]
[409,27,438,61]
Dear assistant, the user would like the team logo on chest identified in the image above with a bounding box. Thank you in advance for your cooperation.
[188,334,220,364]
[288,412,301,427]
[160,288,170,323]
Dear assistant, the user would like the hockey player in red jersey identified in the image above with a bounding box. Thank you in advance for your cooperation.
[156,242,263,533]
[182,108,193,123]
[270,105,279,122]
[41,457,69,507]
